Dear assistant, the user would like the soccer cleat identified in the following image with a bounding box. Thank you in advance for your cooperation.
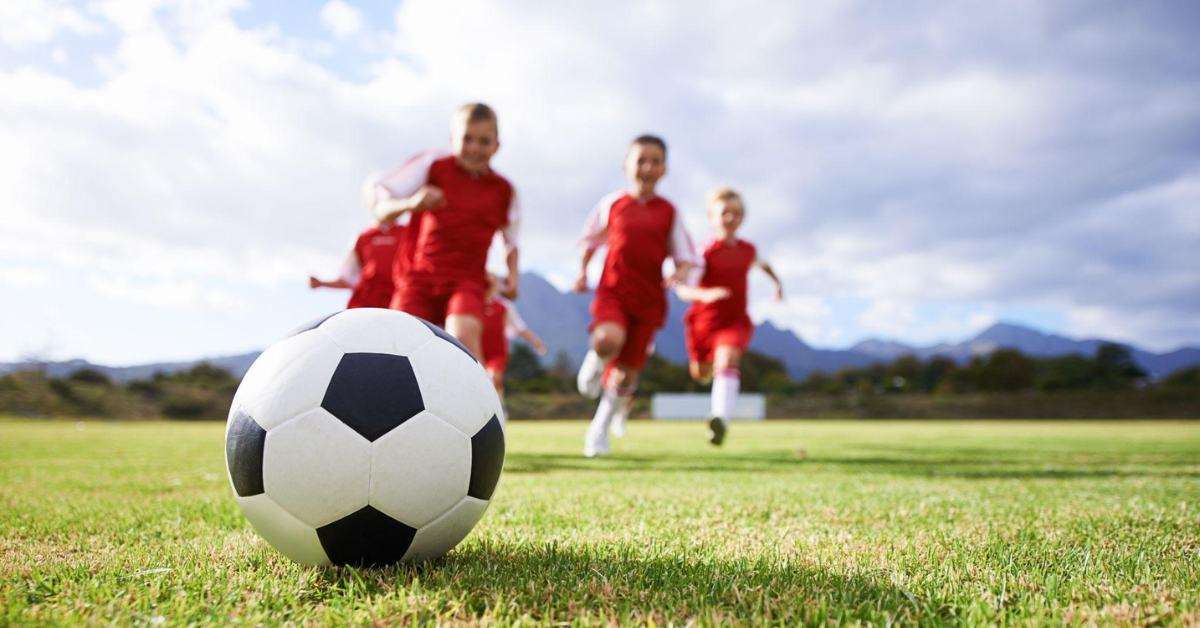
[576,351,604,399]
[609,412,626,438]
[583,433,610,458]
[707,416,728,446]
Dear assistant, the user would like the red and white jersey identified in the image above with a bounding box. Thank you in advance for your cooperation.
[687,238,758,326]
[580,191,698,315]
[338,223,404,309]
[366,150,519,284]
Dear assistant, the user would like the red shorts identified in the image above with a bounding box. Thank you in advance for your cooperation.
[390,274,485,327]
[481,333,508,374]
[685,314,754,364]
[483,351,508,375]
[590,292,663,371]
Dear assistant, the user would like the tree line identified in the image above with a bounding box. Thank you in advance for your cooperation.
[505,342,1199,396]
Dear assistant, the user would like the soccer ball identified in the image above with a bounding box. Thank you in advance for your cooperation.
[224,308,505,566]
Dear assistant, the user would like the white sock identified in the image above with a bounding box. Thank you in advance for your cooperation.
[711,368,740,420]
[577,350,608,396]
[586,388,619,442]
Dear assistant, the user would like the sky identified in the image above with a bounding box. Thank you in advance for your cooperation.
[1,0,1198,365]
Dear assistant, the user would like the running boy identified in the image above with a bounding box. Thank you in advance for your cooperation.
[365,103,519,359]
[675,187,783,445]
[308,218,404,309]
[481,277,547,400]
[574,135,699,457]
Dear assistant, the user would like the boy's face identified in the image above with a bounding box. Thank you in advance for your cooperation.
[624,143,666,193]
[710,199,744,235]
[452,119,499,174]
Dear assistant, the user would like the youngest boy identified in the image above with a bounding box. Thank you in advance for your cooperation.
[309,219,404,309]
[481,279,547,400]
[675,187,783,445]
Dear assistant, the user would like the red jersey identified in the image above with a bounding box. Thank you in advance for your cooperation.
[367,150,519,287]
[687,238,757,327]
[341,224,404,309]
[580,192,698,321]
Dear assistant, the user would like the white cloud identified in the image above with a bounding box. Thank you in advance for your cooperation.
[0,0,100,48]
[319,0,363,40]
[1,0,1197,362]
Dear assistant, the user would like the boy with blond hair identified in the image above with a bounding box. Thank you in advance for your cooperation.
[365,103,520,359]
[675,187,783,445]
[575,135,700,457]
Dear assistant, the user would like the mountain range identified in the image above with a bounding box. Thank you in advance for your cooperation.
[3,272,1197,382]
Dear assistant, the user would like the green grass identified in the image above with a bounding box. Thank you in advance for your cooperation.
[2,418,1198,625]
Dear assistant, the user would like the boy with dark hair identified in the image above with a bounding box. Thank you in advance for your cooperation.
[574,134,699,457]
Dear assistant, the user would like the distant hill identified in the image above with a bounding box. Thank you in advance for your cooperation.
[3,273,1197,381]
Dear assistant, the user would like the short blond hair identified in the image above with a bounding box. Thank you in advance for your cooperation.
[707,186,744,210]
[454,102,499,136]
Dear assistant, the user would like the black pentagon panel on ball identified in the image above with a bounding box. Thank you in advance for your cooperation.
[417,317,477,363]
[321,353,424,441]
[286,311,339,337]
[316,505,417,566]
[468,415,505,500]
[225,410,266,497]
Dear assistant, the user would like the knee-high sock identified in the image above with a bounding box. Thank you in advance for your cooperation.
[711,368,740,419]
[586,387,619,440]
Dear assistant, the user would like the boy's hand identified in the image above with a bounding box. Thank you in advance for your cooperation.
[665,265,692,288]
[774,285,785,302]
[411,185,446,212]
[308,276,321,289]
[698,287,731,303]
[502,275,519,300]
[572,272,589,293]
[531,336,547,356]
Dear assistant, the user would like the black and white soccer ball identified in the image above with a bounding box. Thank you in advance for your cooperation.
[224,308,505,566]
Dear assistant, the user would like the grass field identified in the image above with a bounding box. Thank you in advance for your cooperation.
[2,418,1198,625]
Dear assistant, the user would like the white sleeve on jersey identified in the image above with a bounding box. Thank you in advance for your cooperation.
[668,213,701,270]
[337,243,362,287]
[498,296,529,338]
[500,189,520,253]
[364,149,449,221]
[578,192,623,252]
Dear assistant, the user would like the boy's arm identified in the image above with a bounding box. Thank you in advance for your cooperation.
[755,258,785,301]
[365,150,447,223]
[665,213,701,286]
[574,196,614,292]
[503,302,548,355]
[500,192,521,298]
[519,330,548,356]
[310,242,361,291]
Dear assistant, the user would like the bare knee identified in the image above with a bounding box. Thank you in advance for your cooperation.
[609,367,639,395]
[691,361,713,383]
[446,314,484,360]
[591,323,626,359]
[714,347,742,371]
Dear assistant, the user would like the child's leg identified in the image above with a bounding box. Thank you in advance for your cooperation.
[446,314,484,361]
[708,344,742,446]
[584,366,638,455]
[577,322,625,398]
[689,360,714,385]
[487,368,504,398]
[607,367,639,438]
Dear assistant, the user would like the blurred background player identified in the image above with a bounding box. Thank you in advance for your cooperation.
[482,275,547,403]
[675,187,783,445]
[365,103,520,359]
[308,216,404,309]
[574,135,699,457]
